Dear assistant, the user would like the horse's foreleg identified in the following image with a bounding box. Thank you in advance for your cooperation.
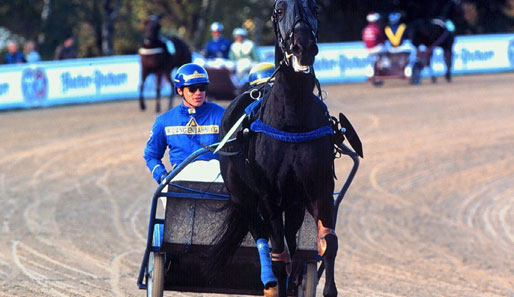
[164,71,175,110]
[284,205,305,296]
[318,219,338,297]
[257,238,278,293]
[249,213,277,291]
[267,215,288,297]
[155,73,162,113]
[411,48,424,85]
[139,72,148,111]
[427,48,437,83]
[444,48,453,82]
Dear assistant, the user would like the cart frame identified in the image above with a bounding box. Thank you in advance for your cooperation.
[137,140,360,296]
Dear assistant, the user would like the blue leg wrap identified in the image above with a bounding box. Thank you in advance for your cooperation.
[256,238,277,287]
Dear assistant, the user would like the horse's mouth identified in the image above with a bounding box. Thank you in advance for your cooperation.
[291,55,310,73]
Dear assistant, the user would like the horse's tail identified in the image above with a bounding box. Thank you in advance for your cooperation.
[207,199,249,272]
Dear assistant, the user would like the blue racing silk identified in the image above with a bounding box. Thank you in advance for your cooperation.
[205,37,232,59]
[144,101,225,182]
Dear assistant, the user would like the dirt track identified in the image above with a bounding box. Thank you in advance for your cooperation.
[1,72,513,297]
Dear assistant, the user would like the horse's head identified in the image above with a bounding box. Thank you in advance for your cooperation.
[143,14,161,46]
[272,0,319,73]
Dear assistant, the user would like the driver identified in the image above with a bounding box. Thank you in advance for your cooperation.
[143,63,225,184]
[384,12,407,49]
[248,62,275,89]
[204,22,232,59]
[362,12,385,55]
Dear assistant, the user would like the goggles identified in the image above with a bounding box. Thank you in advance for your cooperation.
[186,84,208,92]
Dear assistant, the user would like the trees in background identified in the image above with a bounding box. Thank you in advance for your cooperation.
[0,0,512,60]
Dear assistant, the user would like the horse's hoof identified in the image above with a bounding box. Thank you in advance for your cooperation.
[323,286,338,297]
[286,285,298,297]
[264,285,279,297]
[431,77,437,84]
[140,104,146,111]
[372,80,384,87]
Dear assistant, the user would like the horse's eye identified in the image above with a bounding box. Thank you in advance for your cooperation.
[274,1,287,21]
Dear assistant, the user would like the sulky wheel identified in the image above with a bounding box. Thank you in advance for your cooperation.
[146,252,165,297]
[298,261,318,297]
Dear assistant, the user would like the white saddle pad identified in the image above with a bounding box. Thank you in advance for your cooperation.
[172,159,223,183]
[161,159,223,209]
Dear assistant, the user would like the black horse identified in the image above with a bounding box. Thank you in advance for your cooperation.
[210,1,340,296]
[408,0,463,84]
[139,15,191,112]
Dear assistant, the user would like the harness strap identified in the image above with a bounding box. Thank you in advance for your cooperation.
[429,19,451,48]
[430,30,450,49]
[138,47,164,55]
[271,240,292,275]
[250,120,332,143]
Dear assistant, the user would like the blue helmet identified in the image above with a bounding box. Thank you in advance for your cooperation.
[248,62,275,87]
[389,12,401,24]
[174,63,210,91]
[210,22,224,32]
[233,28,248,37]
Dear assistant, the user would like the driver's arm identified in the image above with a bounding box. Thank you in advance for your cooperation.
[144,119,168,183]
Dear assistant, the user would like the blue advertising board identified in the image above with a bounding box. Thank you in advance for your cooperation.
[1,33,513,110]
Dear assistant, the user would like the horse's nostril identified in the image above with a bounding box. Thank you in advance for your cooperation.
[292,43,303,54]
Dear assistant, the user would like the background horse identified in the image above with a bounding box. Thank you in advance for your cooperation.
[210,1,340,296]
[139,15,191,112]
[408,0,463,84]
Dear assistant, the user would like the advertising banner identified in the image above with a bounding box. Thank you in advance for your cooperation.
[1,33,513,110]
[258,33,514,83]
[0,56,171,110]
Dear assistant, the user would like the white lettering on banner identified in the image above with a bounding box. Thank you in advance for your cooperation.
[61,70,128,93]
[338,55,373,73]
[459,49,495,66]
[0,83,8,96]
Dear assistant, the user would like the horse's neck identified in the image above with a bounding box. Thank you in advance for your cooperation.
[264,69,317,130]
[144,38,159,47]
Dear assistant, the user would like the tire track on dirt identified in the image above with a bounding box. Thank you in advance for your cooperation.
[16,153,113,294]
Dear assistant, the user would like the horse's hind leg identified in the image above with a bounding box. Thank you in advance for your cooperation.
[318,219,338,297]
[308,198,338,297]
